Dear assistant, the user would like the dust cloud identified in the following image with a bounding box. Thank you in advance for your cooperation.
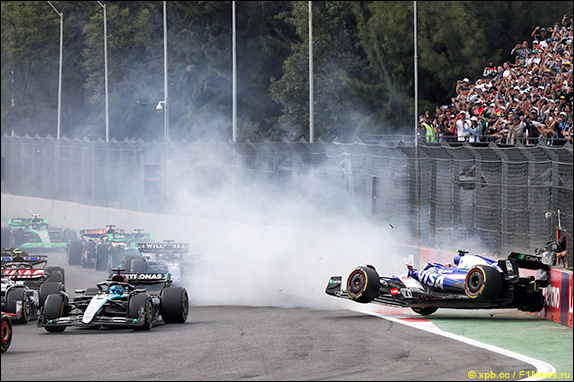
[157,152,414,310]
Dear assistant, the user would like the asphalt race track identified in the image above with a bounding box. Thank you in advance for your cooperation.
[2,250,538,381]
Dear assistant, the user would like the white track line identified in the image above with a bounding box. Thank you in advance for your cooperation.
[357,308,556,381]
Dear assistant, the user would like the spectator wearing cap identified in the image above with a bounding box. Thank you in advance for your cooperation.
[525,110,542,145]
[532,39,540,51]
[532,25,543,40]
[561,13,572,28]
[455,111,471,142]
[456,85,471,103]
[502,62,514,79]
[483,58,497,78]
[508,113,526,144]
[549,111,572,145]
[468,116,482,142]
[434,113,448,143]
[512,41,531,66]
[551,21,564,41]
[422,114,436,143]
[474,100,486,117]
[489,115,509,143]
[494,65,504,81]
[444,109,457,142]
[434,13,572,147]
[456,77,471,93]
[468,86,483,104]
[564,104,573,124]
[538,27,550,48]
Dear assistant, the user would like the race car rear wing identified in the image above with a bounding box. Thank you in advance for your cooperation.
[1,255,49,267]
[80,227,125,238]
[137,242,189,254]
[7,216,48,227]
[506,239,565,270]
[108,268,173,287]
[505,252,550,270]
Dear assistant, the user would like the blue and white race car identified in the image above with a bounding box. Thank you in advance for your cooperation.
[326,239,566,315]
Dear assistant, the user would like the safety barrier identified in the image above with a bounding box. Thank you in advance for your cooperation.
[537,268,573,328]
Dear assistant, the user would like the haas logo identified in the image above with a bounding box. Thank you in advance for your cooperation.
[2,269,44,278]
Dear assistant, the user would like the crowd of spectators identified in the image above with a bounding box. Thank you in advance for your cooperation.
[418,13,573,146]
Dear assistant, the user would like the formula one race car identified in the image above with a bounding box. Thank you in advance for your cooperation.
[38,267,188,332]
[100,229,155,273]
[124,241,209,284]
[1,248,66,323]
[1,215,77,251]
[67,225,126,268]
[1,311,13,353]
[325,239,567,315]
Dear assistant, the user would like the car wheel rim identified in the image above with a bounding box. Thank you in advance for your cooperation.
[1,320,10,344]
[467,270,484,293]
[348,271,366,296]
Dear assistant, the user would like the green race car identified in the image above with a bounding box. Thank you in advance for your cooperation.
[92,229,155,273]
[1,215,77,251]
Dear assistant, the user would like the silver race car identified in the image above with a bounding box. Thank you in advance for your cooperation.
[38,267,188,332]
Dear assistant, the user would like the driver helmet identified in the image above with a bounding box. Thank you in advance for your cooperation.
[13,249,28,257]
[109,285,124,295]
[453,255,461,266]
[111,274,127,283]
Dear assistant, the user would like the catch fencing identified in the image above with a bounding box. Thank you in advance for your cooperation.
[1,135,572,265]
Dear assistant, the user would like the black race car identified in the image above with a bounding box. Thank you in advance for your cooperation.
[124,241,211,285]
[101,229,155,273]
[326,239,566,315]
[66,225,125,268]
[1,248,66,323]
[37,267,188,332]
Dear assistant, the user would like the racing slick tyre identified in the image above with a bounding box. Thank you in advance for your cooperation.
[346,265,380,304]
[43,294,67,332]
[39,282,65,307]
[465,265,503,302]
[411,307,439,316]
[63,228,77,242]
[67,239,83,265]
[82,241,97,268]
[5,287,31,324]
[97,244,112,271]
[1,227,10,248]
[128,293,153,331]
[94,245,109,271]
[160,287,189,324]
[107,246,122,273]
[1,313,12,353]
[123,254,141,271]
[11,229,25,248]
[130,258,148,273]
[46,266,65,284]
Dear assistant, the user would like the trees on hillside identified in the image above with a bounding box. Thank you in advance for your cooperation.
[1,1,571,142]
